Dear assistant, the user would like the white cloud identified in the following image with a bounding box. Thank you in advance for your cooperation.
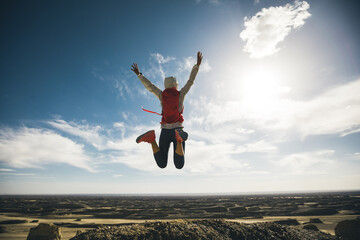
[353,153,360,161]
[0,168,14,172]
[193,78,360,138]
[233,140,277,154]
[118,49,360,177]
[92,69,133,100]
[340,127,360,137]
[4,74,357,179]
[235,128,255,135]
[113,122,126,138]
[47,119,104,150]
[16,173,36,176]
[195,0,221,5]
[200,61,211,73]
[40,72,360,176]
[185,139,246,175]
[178,57,195,71]
[0,172,36,176]
[141,52,210,91]
[121,111,139,123]
[114,77,132,99]
[178,56,211,73]
[122,112,129,120]
[240,1,311,58]
[0,127,94,172]
[48,118,158,153]
[113,122,125,129]
[209,0,221,5]
[106,123,254,176]
[147,53,176,80]
[273,150,335,174]
[174,73,360,178]
[105,123,187,174]
[293,79,360,137]
[150,53,175,64]
[46,118,163,173]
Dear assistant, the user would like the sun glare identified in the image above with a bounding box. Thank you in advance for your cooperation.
[241,66,291,117]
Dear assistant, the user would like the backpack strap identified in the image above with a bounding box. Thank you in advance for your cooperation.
[142,107,162,116]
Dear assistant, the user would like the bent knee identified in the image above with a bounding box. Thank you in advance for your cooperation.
[154,152,167,169]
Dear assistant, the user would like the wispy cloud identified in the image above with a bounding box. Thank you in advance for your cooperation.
[177,56,211,73]
[47,119,104,150]
[273,150,335,174]
[353,153,360,161]
[185,139,247,175]
[0,127,95,172]
[240,1,311,58]
[195,0,221,5]
[233,140,277,154]
[190,77,360,139]
[147,53,176,80]
[47,118,152,153]
[0,172,36,176]
[177,57,195,72]
[46,118,162,173]
[41,76,359,175]
[0,168,14,172]
[340,127,360,137]
[3,57,357,179]
[92,68,133,100]
[114,77,132,99]
[101,51,359,176]
[293,79,360,138]
[150,53,175,64]
[142,52,210,90]
[45,118,256,176]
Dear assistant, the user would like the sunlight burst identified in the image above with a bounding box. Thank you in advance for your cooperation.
[241,66,291,117]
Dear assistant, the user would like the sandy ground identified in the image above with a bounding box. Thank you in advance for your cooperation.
[0,213,358,239]
[228,212,360,235]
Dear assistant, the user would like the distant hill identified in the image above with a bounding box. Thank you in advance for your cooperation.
[70,219,335,240]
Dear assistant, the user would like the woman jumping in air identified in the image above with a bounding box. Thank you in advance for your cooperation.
[131,51,203,169]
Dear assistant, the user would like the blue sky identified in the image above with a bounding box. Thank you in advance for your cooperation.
[0,0,359,194]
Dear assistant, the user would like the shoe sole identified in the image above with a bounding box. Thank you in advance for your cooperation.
[136,130,154,143]
[175,129,188,142]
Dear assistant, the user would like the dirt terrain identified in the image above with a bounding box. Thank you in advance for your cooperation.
[0,191,359,239]
[71,219,336,240]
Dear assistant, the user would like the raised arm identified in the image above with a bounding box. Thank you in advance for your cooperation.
[131,63,162,100]
[180,51,202,95]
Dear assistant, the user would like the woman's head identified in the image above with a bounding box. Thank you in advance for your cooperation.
[164,76,178,89]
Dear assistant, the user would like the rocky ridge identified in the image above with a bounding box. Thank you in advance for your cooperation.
[70,219,335,240]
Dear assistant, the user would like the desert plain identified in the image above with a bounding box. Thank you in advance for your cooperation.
[0,191,359,239]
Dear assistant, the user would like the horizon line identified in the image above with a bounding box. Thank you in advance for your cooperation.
[1,189,359,197]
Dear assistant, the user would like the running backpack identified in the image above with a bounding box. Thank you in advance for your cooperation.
[142,87,184,124]
[160,87,184,124]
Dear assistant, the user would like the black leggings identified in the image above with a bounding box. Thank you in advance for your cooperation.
[154,128,185,169]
